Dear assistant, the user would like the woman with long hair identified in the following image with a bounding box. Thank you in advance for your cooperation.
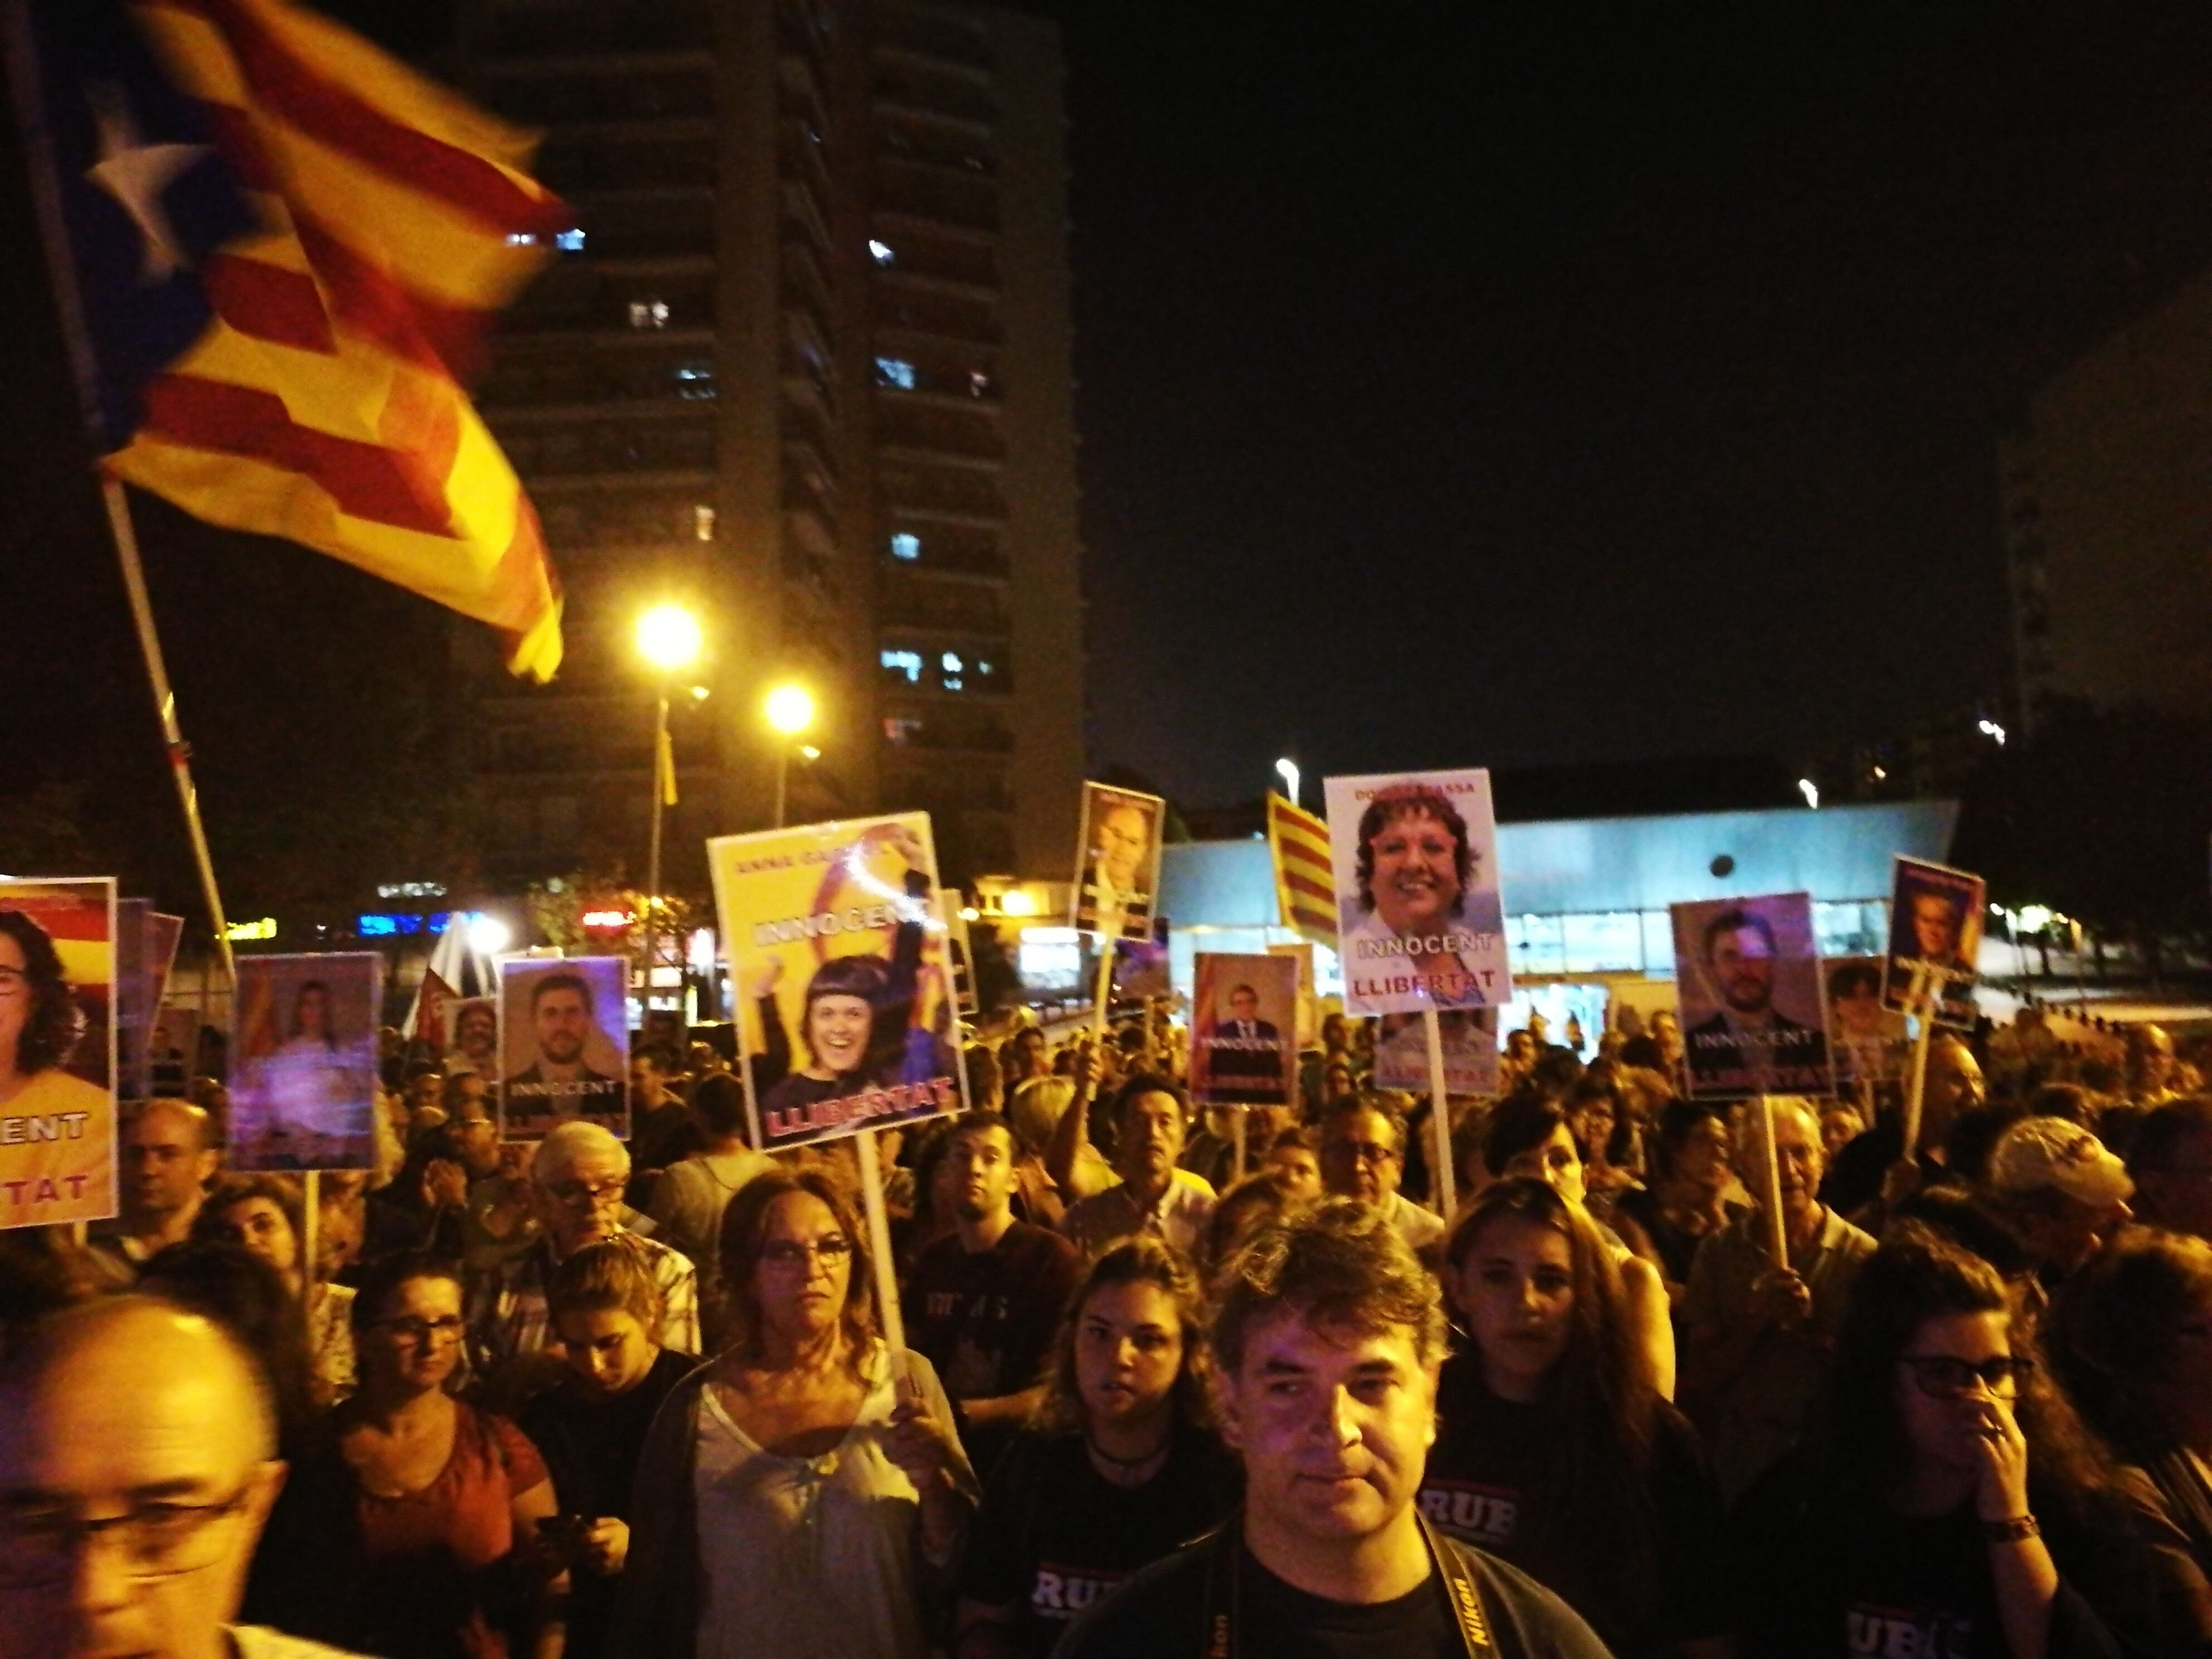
[1733,1221,2160,1658]
[2048,1227,2212,1648]
[194,1170,356,1401]
[616,1158,975,1659]
[1613,1098,1745,1302]
[1429,1179,1730,1658]
[954,1237,1237,1659]
[1483,1092,1676,1398]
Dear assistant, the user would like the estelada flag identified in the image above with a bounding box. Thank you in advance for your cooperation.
[15,0,566,678]
[406,966,457,1050]
[1267,790,1337,949]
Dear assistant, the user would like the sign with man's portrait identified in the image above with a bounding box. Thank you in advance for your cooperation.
[497,957,628,1139]
[229,952,380,1171]
[1189,952,1299,1107]
[0,877,118,1230]
[1323,768,1510,1017]
[1881,856,1986,1030]
[1069,782,1165,944]
[710,812,966,1154]
[1828,956,1905,1085]
[1670,892,1835,1099]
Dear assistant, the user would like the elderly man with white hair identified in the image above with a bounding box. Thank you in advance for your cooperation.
[466,1120,700,1374]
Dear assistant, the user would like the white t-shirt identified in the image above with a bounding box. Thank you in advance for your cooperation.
[693,1343,971,1659]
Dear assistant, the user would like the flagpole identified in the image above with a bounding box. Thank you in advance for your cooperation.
[4,0,236,984]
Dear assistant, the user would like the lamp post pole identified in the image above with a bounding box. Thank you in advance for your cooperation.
[647,690,670,982]
[774,742,788,829]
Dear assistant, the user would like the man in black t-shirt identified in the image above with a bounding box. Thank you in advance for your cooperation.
[905,1110,1083,1476]
[1055,1199,1612,1659]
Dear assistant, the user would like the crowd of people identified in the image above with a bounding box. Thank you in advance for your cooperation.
[7,995,2212,1658]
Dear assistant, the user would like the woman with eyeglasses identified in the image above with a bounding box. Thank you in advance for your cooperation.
[1733,1221,2160,1659]
[615,1158,976,1659]
[255,1250,568,1659]
[1428,1179,1730,1658]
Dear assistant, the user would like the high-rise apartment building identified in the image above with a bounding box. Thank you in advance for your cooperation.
[457,0,1085,899]
[2001,262,2212,727]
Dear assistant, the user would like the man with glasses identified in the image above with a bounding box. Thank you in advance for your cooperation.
[467,1120,698,1375]
[0,1295,368,1658]
[1321,1095,1444,1251]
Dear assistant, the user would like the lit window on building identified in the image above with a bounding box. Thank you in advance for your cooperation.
[889,531,921,560]
[694,504,716,541]
[969,370,992,397]
[629,299,670,329]
[554,228,586,253]
[974,657,997,682]
[869,239,896,265]
[506,232,538,248]
[940,651,964,691]
[874,356,916,390]
[884,716,923,745]
[674,362,716,400]
[881,648,923,682]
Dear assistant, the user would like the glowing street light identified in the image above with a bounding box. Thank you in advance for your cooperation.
[465,913,511,956]
[1797,778,1820,810]
[1274,757,1301,807]
[634,604,702,671]
[764,682,817,827]
[1977,718,2007,746]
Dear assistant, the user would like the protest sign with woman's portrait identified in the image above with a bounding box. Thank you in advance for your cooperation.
[0,877,117,1230]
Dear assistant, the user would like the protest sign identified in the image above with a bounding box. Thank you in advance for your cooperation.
[1268,940,1317,1047]
[151,1001,196,1096]
[229,953,380,1171]
[1323,768,1510,1016]
[445,996,499,1081]
[1189,953,1299,1107]
[115,900,153,1104]
[1882,856,1986,1029]
[710,813,964,1155]
[1069,782,1166,944]
[1670,892,1836,1099]
[498,957,628,1138]
[1375,1007,1500,1098]
[0,879,117,1231]
[1827,955,1905,1086]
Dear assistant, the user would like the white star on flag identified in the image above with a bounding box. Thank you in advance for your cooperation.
[84,85,209,283]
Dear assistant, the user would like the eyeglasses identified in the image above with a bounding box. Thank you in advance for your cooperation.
[0,1487,253,1587]
[760,1237,853,1270]
[376,1314,466,1346]
[547,1176,626,1207]
[1899,1354,2032,1400]
[1328,1141,1401,1167]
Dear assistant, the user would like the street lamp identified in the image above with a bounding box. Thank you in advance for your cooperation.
[1274,757,1300,807]
[635,605,702,995]
[764,682,816,827]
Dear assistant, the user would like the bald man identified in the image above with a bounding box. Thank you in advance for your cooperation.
[91,1101,220,1277]
[466,1120,698,1373]
[0,1296,366,1658]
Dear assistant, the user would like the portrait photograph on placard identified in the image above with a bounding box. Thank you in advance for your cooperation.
[1323,767,1510,1016]
[1670,892,1835,1099]
[0,877,118,1230]
[711,812,964,1155]
[1068,781,1166,943]
[1189,952,1299,1107]
[229,952,380,1172]
[498,957,629,1138]
[1374,1006,1501,1098]
[1828,956,1907,1084]
[1883,856,1987,1029]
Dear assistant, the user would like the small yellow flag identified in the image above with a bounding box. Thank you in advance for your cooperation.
[658,725,679,807]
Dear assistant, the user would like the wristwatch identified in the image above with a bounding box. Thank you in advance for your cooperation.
[1980,1515,2040,1543]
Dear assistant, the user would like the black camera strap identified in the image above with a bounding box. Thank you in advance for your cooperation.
[1198,1513,1493,1659]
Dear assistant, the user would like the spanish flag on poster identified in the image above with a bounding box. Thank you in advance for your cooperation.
[1267,790,1337,949]
[17,0,565,678]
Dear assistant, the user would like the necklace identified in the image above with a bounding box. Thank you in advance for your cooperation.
[1086,1425,1171,1474]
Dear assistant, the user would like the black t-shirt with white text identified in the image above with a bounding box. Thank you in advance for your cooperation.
[1421,1352,1729,1656]
[1052,1531,1615,1659]
[963,1423,1239,1659]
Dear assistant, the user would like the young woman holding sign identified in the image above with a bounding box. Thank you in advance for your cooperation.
[616,1161,976,1659]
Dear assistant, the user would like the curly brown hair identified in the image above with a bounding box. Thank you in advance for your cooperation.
[1034,1235,1211,1433]
[0,910,86,1075]
[716,1158,876,1371]
[1209,1195,1448,1379]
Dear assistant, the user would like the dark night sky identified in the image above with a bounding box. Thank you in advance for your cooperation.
[10,3,2212,846]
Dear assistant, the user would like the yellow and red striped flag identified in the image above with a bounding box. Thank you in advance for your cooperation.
[31,0,566,677]
[1267,790,1337,949]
